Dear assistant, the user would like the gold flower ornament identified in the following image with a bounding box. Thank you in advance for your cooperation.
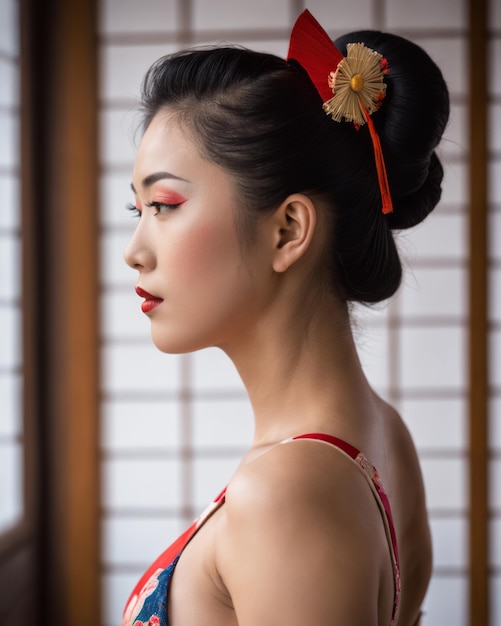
[323,42,388,127]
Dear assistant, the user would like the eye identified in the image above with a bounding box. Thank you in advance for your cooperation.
[145,200,183,215]
[125,202,141,218]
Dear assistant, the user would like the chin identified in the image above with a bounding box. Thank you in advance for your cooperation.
[150,328,212,355]
[151,335,192,355]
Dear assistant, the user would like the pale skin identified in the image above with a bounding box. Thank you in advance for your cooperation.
[125,110,432,625]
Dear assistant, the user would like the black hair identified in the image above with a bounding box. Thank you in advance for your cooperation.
[139,31,449,304]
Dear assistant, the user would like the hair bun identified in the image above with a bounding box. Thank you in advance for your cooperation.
[386,152,444,230]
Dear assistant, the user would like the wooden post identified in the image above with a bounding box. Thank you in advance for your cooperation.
[468,0,489,623]
[22,0,101,622]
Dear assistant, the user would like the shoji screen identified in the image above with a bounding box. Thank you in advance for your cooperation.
[0,0,22,535]
[98,1,479,624]
[353,2,469,622]
[489,0,501,619]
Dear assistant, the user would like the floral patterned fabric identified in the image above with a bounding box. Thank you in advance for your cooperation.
[122,495,226,626]
[123,433,402,626]
[122,563,175,626]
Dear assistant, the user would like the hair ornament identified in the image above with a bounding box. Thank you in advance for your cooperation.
[324,43,388,127]
[287,10,393,214]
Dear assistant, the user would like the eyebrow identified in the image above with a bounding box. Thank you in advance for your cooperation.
[130,171,190,194]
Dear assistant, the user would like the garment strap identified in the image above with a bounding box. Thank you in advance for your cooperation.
[286,432,401,624]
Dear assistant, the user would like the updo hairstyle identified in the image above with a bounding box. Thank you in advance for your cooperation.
[139,31,449,304]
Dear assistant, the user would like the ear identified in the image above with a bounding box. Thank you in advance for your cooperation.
[271,194,317,273]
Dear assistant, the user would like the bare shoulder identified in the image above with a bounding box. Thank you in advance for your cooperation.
[225,442,375,546]
[377,398,431,546]
[215,439,393,626]
[376,398,433,625]
[227,437,381,522]
[378,398,428,513]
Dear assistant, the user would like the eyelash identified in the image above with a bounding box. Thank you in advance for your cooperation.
[126,202,141,217]
[125,200,183,218]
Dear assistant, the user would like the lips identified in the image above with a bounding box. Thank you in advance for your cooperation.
[135,286,164,314]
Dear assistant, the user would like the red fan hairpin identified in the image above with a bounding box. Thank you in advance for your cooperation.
[287,10,393,215]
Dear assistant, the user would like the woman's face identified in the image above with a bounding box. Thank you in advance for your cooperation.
[124,111,273,354]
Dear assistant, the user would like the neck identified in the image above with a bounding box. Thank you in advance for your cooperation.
[220,290,376,448]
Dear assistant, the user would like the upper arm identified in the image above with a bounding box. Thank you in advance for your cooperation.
[216,442,390,626]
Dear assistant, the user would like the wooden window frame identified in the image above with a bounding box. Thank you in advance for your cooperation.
[0,0,102,623]
[468,0,490,624]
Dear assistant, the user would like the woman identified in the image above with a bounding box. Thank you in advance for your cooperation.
[122,10,449,626]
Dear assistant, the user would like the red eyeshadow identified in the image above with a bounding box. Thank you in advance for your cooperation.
[153,190,187,205]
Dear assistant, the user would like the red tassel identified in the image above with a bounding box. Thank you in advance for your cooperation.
[362,103,393,214]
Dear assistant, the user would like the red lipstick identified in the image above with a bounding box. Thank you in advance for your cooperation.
[135,286,164,314]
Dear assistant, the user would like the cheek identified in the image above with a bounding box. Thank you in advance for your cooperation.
[167,220,242,284]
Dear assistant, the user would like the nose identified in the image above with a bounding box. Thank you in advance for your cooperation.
[124,223,155,271]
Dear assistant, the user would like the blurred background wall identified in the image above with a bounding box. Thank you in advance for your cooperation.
[0,0,499,624]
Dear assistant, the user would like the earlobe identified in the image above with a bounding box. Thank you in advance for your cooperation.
[272,194,317,273]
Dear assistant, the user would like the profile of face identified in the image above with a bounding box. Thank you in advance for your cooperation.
[124,111,275,355]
